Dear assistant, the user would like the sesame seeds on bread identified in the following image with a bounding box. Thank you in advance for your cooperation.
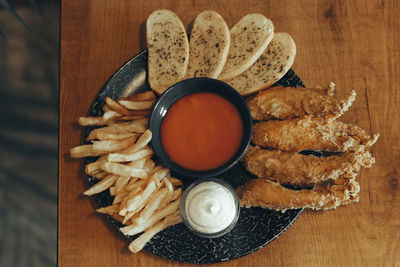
[146,10,190,94]
[184,10,230,79]
[218,14,274,81]
[226,32,296,95]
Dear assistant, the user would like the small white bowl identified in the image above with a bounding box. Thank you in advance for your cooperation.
[180,178,240,238]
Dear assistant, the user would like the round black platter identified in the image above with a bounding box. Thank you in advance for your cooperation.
[85,50,305,264]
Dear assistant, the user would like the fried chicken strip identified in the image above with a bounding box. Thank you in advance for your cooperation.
[243,145,375,186]
[236,176,360,212]
[252,116,379,152]
[247,84,356,120]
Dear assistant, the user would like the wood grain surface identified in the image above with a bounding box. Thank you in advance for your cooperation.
[59,0,400,266]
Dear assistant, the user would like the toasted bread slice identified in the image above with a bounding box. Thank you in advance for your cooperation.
[146,10,189,94]
[184,10,230,79]
[226,32,296,95]
[218,14,274,81]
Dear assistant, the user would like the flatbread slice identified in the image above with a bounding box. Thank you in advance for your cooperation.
[218,14,274,81]
[226,32,296,95]
[146,10,189,94]
[184,10,230,79]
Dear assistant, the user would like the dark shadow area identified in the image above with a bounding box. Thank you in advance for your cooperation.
[138,20,147,51]
[186,18,195,37]
[0,1,59,266]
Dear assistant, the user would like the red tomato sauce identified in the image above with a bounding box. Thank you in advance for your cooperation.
[160,92,243,171]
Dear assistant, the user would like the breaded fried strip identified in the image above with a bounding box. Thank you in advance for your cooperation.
[236,176,360,212]
[252,117,379,152]
[247,86,356,120]
[243,146,374,186]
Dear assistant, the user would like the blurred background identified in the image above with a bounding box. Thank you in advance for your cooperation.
[0,0,58,266]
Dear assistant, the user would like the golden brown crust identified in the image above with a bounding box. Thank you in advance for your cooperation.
[237,177,360,212]
[252,117,379,152]
[247,86,356,120]
[243,145,375,186]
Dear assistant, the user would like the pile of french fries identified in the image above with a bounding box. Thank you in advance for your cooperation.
[69,91,183,253]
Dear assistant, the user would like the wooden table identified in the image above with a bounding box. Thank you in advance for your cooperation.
[59,0,400,266]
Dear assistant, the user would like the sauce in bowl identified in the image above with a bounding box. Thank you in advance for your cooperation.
[180,178,240,237]
[160,92,243,171]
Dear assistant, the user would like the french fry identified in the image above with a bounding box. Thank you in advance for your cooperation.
[107,147,154,163]
[71,143,134,158]
[103,104,112,113]
[127,156,149,168]
[114,176,131,195]
[128,211,181,253]
[83,175,118,196]
[119,100,155,110]
[106,109,151,118]
[89,171,109,180]
[105,97,134,116]
[106,97,151,116]
[158,178,174,210]
[78,117,110,126]
[124,212,141,225]
[118,193,131,215]
[120,91,156,101]
[86,119,148,141]
[123,210,137,224]
[94,132,140,141]
[142,158,156,173]
[119,182,146,215]
[109,186,117,196]
[164,178,174,193]
[120,130,152,154]
[87,124,124,141]
[144,166,168,187]
[87,169,102,178]
[158,188,182,210]
[124,179,147,192]
[78,110,122,126]
[153,168,170,184]
[96,204,119,215]
[110,213,124,223]
[100,162,147,179]
[148,164,162,176]
[70,144,103,158]
[170,188,182,202]
[112,191,128,205]
[85,156,107,175]
[120,197,180,236]
[92,136,137,153]
[103,110,121,121]
[121,177,158,216]
[168,177,183,187]
[116,115,147,121]
[134,188,168,226]
[115,179,146,203]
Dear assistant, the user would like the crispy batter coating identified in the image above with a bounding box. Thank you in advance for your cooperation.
[236,176,360,212]
[247,85,356,120]
[243,145,375,186]
[252,117,379,152]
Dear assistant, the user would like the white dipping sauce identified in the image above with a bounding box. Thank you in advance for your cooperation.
[184,181,237,234]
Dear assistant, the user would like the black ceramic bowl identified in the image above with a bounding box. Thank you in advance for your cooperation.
[148,77,252,179]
